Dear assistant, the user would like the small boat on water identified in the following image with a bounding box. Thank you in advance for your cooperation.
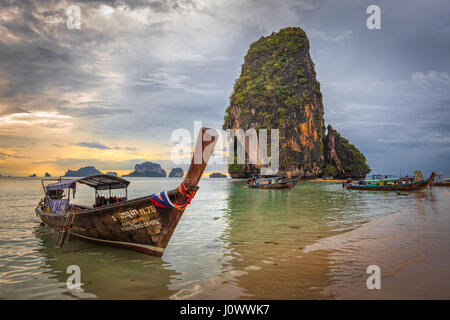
[434,176,450,187]
[246,176,298,189]
[344,172,436,191]
[35,128,217,256]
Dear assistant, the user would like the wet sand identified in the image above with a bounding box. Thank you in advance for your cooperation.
[305,189,450,299]
[173,188,450,299]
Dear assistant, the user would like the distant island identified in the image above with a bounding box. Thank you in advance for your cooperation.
[29,173,36,177]
[123,162,167,177]
[168,167,184,178]
[106,172,117,176]
[45,172,51,177]
[64,166,102,177]
[210,172,227,178]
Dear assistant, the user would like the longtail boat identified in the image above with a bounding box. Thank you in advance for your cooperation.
[246,176,298,189]
[433,176,450,187]
[344,172,436,191]
[35,128,217,256]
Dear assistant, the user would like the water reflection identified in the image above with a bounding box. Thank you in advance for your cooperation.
[32,224,179,299]
[214,181,361,299]
[1,178,448,299]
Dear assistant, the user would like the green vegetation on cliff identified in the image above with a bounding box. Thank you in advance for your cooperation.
[323,125,370,178]
[224,28,321,132]
[223,27,369,179]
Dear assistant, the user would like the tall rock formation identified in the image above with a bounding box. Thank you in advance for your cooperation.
[323,125,370,178]
[223,27,370,179]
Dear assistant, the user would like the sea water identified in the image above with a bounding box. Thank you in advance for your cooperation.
[0,177,449,299]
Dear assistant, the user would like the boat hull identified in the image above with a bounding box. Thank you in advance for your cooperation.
[35,127,218,256]
[35,195,184,256]
[433,182,450,187]
[247,180,298,189]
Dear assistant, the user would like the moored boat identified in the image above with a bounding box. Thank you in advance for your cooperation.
[344,172,436,191]
[35,128,217,257]
[433,176,450,187]
[246,176,298,189]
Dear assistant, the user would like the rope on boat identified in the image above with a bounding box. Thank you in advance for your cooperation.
[150,182,196,211]
[55,210,76,248]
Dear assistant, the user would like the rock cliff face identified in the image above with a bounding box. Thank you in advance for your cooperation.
[123,162,167,177]
[64,166,101,177]
[168,167,184,178]
[323,125,370,178]
[223,27,370,179]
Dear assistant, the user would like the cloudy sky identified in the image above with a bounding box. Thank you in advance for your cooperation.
[0,0,449,176]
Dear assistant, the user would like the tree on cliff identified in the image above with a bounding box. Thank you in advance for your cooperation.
[223,27,370,179]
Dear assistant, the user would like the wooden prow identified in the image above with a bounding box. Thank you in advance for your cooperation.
[36,128,219,256]
[184,127,218,188]
[169,128,217,202]
[428,172,436,188]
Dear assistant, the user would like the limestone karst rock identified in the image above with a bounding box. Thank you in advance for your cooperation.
[223,27,370,179]
[168,167,184,178]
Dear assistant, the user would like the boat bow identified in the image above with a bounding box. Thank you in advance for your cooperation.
[35,127,218,256]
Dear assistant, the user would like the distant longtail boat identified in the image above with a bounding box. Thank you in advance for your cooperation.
[344,172,436,191]
[433,176,450,187]
[35,128,217,256]
[246,176,298,189]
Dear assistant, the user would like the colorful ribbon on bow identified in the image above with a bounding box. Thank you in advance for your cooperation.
[150,182,196,211]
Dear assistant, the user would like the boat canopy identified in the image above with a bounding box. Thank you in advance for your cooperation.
[364,177,400,183]
[253,176,283,181]
[45,174,130,191]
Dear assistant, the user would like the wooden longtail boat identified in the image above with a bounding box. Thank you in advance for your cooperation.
[344,172,436,191]
[433,177,450,187]
[35,128,217,257]
[434,182,450,187]
[246,176,298,189]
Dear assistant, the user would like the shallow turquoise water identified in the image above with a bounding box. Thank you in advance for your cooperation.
[0,177,448,299]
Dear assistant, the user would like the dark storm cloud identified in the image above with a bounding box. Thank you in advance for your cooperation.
[75,141,111,149]
[55,106,132,118]
[1,0,449,175]
[72,0,195,11]
[74,141,136,151]
[286,0,450,174]
[0,3,103,98]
